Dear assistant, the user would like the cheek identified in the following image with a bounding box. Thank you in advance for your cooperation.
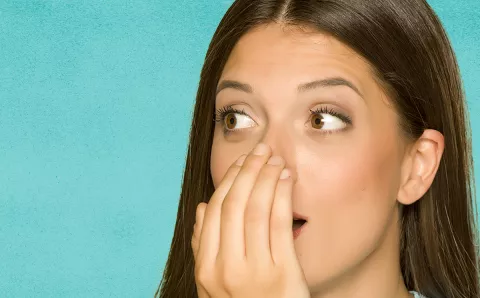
[298,136,400,211]
[210,146,229,189]
[298,144,398,234]
[295,137,402,284]
[210,139,249,188]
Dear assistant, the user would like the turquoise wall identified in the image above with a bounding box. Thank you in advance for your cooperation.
[0,1,478,297]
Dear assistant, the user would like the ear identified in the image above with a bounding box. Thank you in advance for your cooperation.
[397,129,445,205]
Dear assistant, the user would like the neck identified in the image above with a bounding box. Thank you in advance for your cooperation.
[310,210,412,298]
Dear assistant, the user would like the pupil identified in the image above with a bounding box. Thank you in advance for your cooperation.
[226,114,236,128]
[312,115,324,129]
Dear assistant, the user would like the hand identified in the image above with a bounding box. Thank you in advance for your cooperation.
[191,143,310,298]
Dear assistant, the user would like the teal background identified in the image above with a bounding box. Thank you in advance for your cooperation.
[0,0,478,297]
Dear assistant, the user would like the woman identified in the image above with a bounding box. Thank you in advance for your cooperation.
[157,0,479,297]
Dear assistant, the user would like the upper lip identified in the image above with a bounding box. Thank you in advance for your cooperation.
[293,212,308,221]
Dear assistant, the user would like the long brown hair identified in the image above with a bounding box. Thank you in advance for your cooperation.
[156,1,479,297]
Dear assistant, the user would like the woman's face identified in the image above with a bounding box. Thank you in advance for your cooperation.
[210,23,408,292]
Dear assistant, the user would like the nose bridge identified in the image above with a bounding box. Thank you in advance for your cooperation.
[259,122,298,182]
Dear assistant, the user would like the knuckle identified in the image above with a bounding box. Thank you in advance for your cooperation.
[220,198,236,215]
[244,205,265,223]
[221,268,242,290]
[195,204,206,224]
[196,202,207,214]
[191,234,198,248]
[195,266,211,286]
[256,165,281,182]
[190,234,196,245]
[242,154,266,170]
[216,255,245,290]
[193,222,199,234]
[228,163,242,174]
[227,158,244,173]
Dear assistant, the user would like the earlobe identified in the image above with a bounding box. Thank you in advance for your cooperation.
[397,129,445,205]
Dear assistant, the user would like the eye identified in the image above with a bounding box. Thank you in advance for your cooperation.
[214,105,256,133]
[309,107,352,132]
[213,105,352,135]
[224,113,255,130]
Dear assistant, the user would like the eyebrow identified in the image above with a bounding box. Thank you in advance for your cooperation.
[216,77,364,99]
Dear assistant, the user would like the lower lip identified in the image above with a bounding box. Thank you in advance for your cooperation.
[293,223,307,240]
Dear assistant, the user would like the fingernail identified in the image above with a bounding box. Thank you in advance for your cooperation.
[253,143,269,155]
[267,156,284,166]
[236,155,247,166]
[279,168,291,179]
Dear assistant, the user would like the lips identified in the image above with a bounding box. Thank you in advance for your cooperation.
[292,212,307,239]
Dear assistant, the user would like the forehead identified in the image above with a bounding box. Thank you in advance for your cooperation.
[220,23,376,97]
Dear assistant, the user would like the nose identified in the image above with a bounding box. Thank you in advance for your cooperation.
[258,130,298,183]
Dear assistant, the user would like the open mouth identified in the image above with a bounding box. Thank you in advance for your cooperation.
[292,212,308,239]
[292,218,307,230]
[292,213,307,239]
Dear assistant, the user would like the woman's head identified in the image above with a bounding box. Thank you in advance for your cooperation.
[211,22,445,296]
[158,1,478,298]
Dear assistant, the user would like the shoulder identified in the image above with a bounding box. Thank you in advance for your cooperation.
[410,291,429,298]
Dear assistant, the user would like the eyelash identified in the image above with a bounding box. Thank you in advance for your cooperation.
[213,105,352,135]
[310,106,352,126]
[213,105,248,135]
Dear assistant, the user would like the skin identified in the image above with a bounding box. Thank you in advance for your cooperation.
[192,145,309,298]
[195,23,444,298]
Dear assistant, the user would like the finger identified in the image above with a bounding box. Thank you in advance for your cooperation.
[192,202,207,262]
[197,155,244,263]
[244,155,285,263]
[192,203,211,298]
[270,168,296,264]
[195,285,210,298]
[219,143,272,260]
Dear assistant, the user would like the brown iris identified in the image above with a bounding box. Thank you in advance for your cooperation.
[311,114,325,129]
[225,113,237,130]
